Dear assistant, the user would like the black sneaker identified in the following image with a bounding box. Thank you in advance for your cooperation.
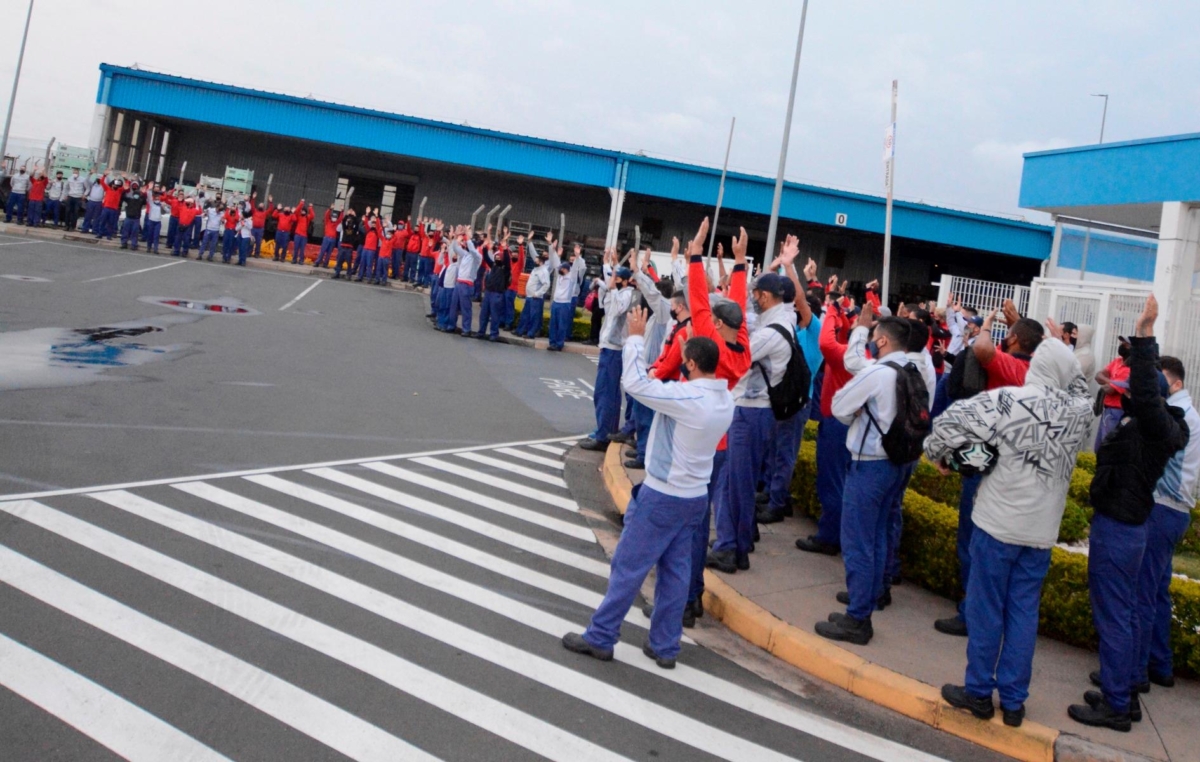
[755,492,769,505]
[1069,698,1131,732]
[1002,705,1025,728]
[1149,672,1175,688]
[624,448,637,459]
[934,616,969,637]
[610,432,632,445]
[682,606,695,629]
[795,536,840,555]
[815,615,873,645]
[578,438,609,452]
[1085,690,1142,722]
[836,590,890,609]
[752,526,760,543]
[706,550,737,573]
[756,509,785,525]
[941,684,995,721]
[736,554,750,571]
[624,459,645,470]
[642,641,676,669]
[1089,669,1150,694]
[561,632,613,662]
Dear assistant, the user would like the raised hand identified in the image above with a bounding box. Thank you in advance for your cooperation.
[688,217,710,258]
[1135,293,1158,337]
[627,305,648,337]
[857,301,876,329]
[731,227,748,264]
[670,236,680,259]
[780,233,799,265]
[1045,317,1064,341]
[1001,298,1021,327]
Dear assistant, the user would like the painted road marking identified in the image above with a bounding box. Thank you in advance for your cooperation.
[540,377,591,399]
[577,377,595,391]
[528,443,568,456]
[1,274,52,282]
[492,446,565,470]
[409,457,578,511]
[0,634,233,762]
[81,260,184,282]
[0,239,44,246]
[455,451,569,487]
[278,280,321,311]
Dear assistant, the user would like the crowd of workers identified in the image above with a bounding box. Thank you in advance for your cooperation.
[7,163,1197,733]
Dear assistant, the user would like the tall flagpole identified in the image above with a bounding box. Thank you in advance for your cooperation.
[0,0,35,175]
[881,80,898,307]
[706,116,736,265]
[763,0,810,262]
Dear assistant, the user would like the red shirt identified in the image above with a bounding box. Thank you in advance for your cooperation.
[252,204,271,227]
[223,209,239,230]
[293,207,312,237]
[689,254,749,450]
[421,230,437,259]
[176,203,201,226]
[376,220,394,259]
[981,349,1031,390]
[864,288,881,311]
[1101,357,1130,408]
[362,220,379,251]
[651,321,690,382]
[102,179,124,210]
[273,209,295,233]
[394,228,411,252]
[406,228,423,254]
[507,245,525,292]
[28,177,48,201]
[323,209,340,238]
[818,310,854,418]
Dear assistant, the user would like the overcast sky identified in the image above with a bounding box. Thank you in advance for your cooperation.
[1,0,1196,221]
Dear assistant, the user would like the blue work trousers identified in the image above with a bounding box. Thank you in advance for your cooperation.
[520,296,544,338]
[221,229,236,261]
[251,227,264,256]
[548,300,573,348]
[81,199,101,232]
[95,207,118,239]
[144,220,161,252]
[1089,513,1148,713]
[436,283,456,329]
[885,461,918,582]
[373,255,390,284]
[956,473,983,617]
[119,218,141,250]
[173,221,197,256]
[165,216,179,247]
[200,230,219,259]
[964,528,1051,711]
[503,289,518,327]
[583,484,705,660]
[45,199,61,226]
[840,458,908,620]
[690,449,727,604]
[316,236,337,267]
[1136,504,1191,683]
[814,417,852,547]
[333,245,353,275]
[26,199,43,226]
[420,257,434,287]
[4,192,26,223]
[356,249,377,281]
[273,230,290,260]
[237,237,250,265]
[479,291,505,339]
[767,405,809,513]
[291,234,308,264]
[404,252,420,282]
[449,281,475,333]
[714,406,775,558]
[590,348,623,442]
[633,399,655,461]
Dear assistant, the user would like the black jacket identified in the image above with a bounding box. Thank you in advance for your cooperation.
[484,248,511,293]
[1090,336,1189,525]
[340,214,360,248]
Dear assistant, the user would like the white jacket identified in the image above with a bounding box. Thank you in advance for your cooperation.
[1154,389,1200,513]
[597,283,635,351]
[622,335,734,498]
[732,302,795,407]
[924,338,1093,548]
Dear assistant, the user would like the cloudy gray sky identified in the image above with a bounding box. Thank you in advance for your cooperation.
[1,0,1196,220]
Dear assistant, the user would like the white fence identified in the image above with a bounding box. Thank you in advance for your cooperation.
[937,274,1200,402]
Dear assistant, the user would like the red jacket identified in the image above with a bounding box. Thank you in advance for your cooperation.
[223,209,239,230]
[251,203,271,227]
[323,209,340,238]
[362,219,380,250]
[394,227,411,252]
[102,178,124,210]
[689,254,749,451]
[376,219,394,259]
[818,308,854,418]
[507,245,525,292]
[176,202,201,227]
[28,177,48,202]
[273,209,295,233]
[293,206,312,237]
[406,227,423,254]
[650,319,691,382]
[427,230,442,258]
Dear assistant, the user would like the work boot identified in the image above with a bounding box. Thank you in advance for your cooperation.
[691,598,703,620]
[755,491,769,505]
[577,438,608,452]
[736,554,750,571]
[815,614,873,645]
[1002,705,1026,728]
[755,509,785,525]
[1149,672,1175,688]
[795,536,839,555]
[1069,697,1131,732]
[934,616,968,637]
[1090,669,1150,694]
[624,448,637,459]
[941,684,995,721]
[624,458,645,470]
[706,550,738,574]
[836,589,890,609]
[610,432,632,445]
[1085,690,1141,722]
[561,632,613,662]
[642,641,676,669]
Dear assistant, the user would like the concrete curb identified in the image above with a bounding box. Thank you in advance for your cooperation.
[598,444,1065,762]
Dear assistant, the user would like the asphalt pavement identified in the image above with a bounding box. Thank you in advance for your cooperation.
[0,235,1007,762]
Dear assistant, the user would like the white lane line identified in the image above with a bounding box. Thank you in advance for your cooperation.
[81,260,184,282]
[0,542,436,762]
[87,491,937,762]
[493,447,565,470]
[316,465,593,543]
[250,474,607,576]
[9,500,627,762]
[76,493,795,762]
[456,452,568,487]
[529,444,568,456]
[174,482,639,629]
[0,239,44,246]
[577,378,595,391]
[0,634,233,762]
[0,435,580,502]
[410,457,578,512]
[278,280,321,312]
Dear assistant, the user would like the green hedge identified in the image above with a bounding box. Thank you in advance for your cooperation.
[789,443,1200,677]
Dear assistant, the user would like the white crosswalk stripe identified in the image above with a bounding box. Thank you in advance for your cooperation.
[0,436,946,762]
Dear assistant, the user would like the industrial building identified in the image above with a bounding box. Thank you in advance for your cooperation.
[90,63,1059,304]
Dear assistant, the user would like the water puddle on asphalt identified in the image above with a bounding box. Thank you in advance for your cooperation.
[0,297,258,391]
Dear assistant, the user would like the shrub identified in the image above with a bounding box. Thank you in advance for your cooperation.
[1076,452,1097,474]
[1181,508,1200,556]
[788,443,1200,676]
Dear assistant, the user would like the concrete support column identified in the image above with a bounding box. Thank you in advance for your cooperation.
[603,160,628,251]
[1152,202,1200,352]
[89,104,111,164]
[1047,215,1063,277]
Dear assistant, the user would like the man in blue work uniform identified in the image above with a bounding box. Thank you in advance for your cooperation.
[448,231,484,337]
[563,306,734,667]
[579,264,636,451]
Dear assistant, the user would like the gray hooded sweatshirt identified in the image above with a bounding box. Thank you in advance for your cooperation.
[924,338,1094,548]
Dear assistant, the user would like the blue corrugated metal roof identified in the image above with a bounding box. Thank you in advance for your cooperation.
[98,63,1052,259]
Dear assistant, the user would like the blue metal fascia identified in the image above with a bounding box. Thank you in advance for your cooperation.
[1020,132,1200,209]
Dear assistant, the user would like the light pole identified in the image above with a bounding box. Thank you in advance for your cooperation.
[763,0,810,263]
[1078,93,1108,280]
[0,0,35,176]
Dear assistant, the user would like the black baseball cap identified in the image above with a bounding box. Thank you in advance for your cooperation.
[712,300,744,330]
[754,273,786,297]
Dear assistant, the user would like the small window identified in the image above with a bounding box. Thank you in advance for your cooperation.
[825,247,847,269]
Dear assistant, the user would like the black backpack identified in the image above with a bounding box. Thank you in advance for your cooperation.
[864,361,931,464]
[946,346,988,401]
[756,324,812,421]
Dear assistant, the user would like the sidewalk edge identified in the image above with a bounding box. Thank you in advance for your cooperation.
[599,444,1059,762]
